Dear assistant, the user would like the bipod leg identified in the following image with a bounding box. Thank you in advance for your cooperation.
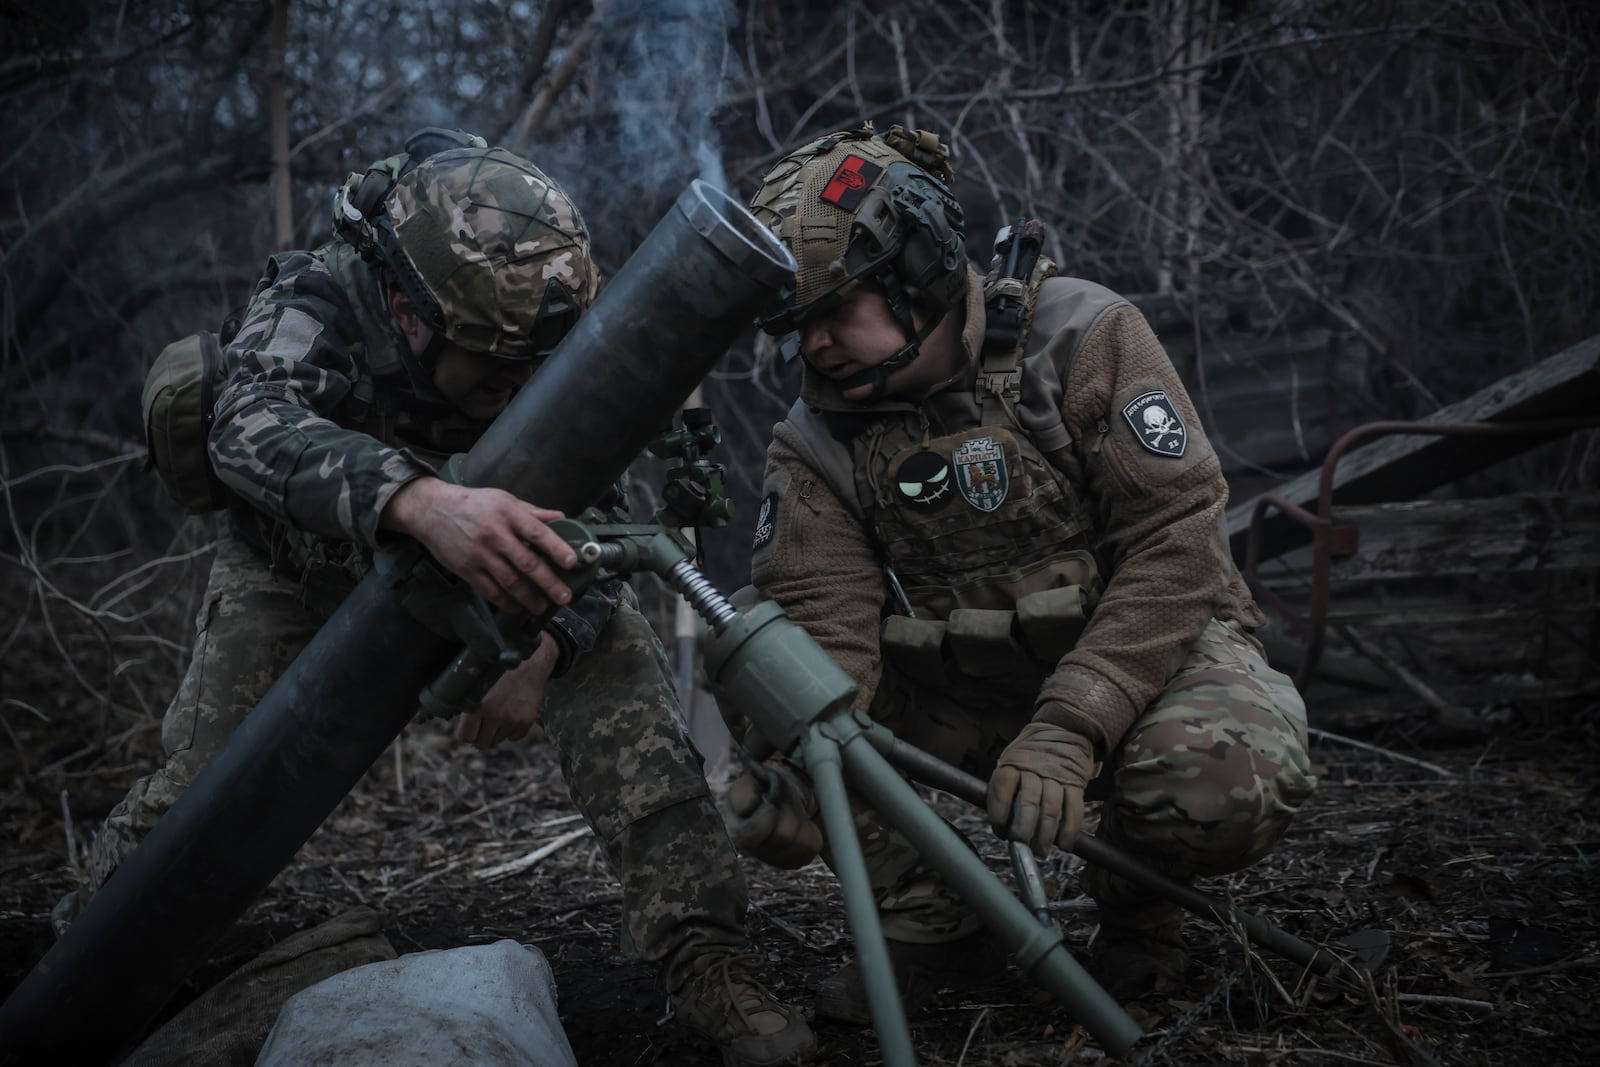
[878,730,1386,983]
[800,721,917,1067]
[837,729,1143,1057]
[1009,841,1055,928]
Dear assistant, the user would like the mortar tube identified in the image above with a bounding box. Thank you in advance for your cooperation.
[0,180,796,1064]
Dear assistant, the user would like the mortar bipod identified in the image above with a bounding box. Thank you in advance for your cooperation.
[552,516,1143,1065]
[875,731,1392,982]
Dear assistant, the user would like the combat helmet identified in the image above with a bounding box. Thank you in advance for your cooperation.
[749,124,966,395]
[332,128,598,387]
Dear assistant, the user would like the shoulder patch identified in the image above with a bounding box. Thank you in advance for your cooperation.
[752,491,778,551]
[1121,390,1187,457]
[820,155,882,212]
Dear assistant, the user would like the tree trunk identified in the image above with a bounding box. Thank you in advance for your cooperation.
[507,10,603,156]
[269,0,293,249]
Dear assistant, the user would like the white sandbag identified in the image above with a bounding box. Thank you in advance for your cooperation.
[255,939,578,1067]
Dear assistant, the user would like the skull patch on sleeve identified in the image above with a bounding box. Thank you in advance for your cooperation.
[1121,390,1187,457]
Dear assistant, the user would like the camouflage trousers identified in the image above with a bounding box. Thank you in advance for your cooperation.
[850,618,1316,942]
[69,528,746,989]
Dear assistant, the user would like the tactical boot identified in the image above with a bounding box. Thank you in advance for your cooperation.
[814,929,1007,1025]
[670,951,817,1066]
[1090,900,1189,1000]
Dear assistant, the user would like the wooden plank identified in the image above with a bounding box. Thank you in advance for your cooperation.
[1265,593,1596,637]
[1322,602,1597,628]
[1322,493,1600,583]
[1312,671,1600,727]
[1191,331,1334,473]
[1226,333,1600,563]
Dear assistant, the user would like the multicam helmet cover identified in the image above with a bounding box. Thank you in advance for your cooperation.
[749,124,965,337]
[385,147,599,360]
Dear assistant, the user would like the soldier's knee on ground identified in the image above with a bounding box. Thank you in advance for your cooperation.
[1110,710,1316,877]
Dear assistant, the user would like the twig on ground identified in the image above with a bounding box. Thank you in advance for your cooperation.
[0,702,35,777]
[522,895,623,932]
[1335,625,1471,726]
[1218,1047,1398,1066]
[443,781,551,829]
[1394,992,1494,1011]
[1220,906,1297,1007]
[473,826,592,882]
[385,859,461,902]
[1481,953,1600,979]
[750,900,834,952]
[1309,726,1455,778]
[954,1006,989,1067]
[59,789,79,878]
[329,865,371,908]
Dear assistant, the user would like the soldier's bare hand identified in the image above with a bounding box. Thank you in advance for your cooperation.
[458,634,559,749]
[381,476,577,613]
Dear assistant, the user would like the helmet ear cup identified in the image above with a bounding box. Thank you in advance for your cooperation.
[331,158,446,335]
[349,166,399,219]
[331,129,493,338]
[886,171,966,313]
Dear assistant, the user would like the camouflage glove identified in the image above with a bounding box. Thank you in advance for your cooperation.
[720,760,823,869]
[987,719,1097,856]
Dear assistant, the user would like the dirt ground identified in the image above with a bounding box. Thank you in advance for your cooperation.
[1,592,1596,1066]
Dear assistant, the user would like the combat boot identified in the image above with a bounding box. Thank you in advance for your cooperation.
[669,950,816,1066]
[1089,899,1188,1000]
[814,928,1008,1025]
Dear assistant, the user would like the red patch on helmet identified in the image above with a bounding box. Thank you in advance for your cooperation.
[821,155,882,211]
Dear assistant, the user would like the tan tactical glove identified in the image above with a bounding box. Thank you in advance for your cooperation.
[720,760,824,869]
[987,719,1097,856]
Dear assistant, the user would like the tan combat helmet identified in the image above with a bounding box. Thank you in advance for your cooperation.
[748,124,967,385]
[334,131,598,372]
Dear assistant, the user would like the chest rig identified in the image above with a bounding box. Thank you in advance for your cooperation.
[853,223,1106,689]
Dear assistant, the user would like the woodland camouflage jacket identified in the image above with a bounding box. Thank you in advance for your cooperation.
[210,243,617,666]
[212,242,463,549]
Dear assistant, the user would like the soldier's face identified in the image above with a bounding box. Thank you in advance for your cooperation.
[799,286,961,401]
[391,286,531,419]
[431,344,534,420]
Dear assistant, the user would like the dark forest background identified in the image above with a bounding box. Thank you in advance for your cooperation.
[2,0,1597,743]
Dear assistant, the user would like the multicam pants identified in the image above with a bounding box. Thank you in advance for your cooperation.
[72,528,746,988]
[852,618,1316,942]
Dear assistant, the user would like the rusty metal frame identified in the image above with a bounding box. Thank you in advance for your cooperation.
[1243,417,1600,692]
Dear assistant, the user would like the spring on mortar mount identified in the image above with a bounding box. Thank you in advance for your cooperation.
[667,559,738,632]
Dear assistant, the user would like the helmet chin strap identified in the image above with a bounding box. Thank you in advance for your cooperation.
[398,321,451,406]
[833,308,947,401]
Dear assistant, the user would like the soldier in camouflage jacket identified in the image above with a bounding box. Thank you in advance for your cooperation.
[56,140,815,1067]
[728,125,1317,1015]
